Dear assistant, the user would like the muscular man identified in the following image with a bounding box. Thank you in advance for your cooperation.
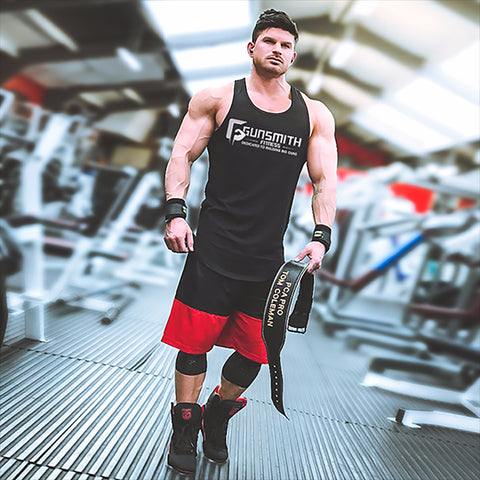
[162,9,337,475]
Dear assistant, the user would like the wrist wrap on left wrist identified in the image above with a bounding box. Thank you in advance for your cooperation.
[311,224,331,252]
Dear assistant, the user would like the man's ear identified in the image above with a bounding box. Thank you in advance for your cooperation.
[247,42,254,56]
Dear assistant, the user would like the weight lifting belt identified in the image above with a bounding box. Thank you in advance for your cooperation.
[262,261,314,417]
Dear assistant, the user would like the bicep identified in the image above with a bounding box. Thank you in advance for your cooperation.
[165,93,216,198]
[306,115,337,188]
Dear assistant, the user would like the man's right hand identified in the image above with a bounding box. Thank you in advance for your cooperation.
[164,218,194,253]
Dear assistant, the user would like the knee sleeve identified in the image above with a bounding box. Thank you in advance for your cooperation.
[175,351,207,375]
[222,351,261,388]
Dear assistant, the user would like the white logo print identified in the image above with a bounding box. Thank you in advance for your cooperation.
[226,118,247,144]
[225,117,302,156]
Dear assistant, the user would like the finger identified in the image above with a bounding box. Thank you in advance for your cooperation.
[164,236,174,252]
[294,249,308,262]
[307,260,321,274]
[175,237,188,253]
[186,229,194,252]
[166,236,180,253]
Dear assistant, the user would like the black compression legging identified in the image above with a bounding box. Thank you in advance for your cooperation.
[175,350,261,388]
[175,351,207,375]
[222,351,261,388]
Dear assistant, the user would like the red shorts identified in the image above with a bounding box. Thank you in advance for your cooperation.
[162,253,274,364]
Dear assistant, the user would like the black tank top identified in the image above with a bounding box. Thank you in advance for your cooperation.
[195,78,310,281]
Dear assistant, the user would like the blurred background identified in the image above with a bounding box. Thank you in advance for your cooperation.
[0,1,479,480]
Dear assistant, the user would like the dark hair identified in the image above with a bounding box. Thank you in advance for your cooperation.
[252,9,298,44]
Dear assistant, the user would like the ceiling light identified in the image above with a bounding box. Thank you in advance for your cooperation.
[307,72,324,95]
[393,77,479,141]
[329,40,356,68]
[348,0,379,18]
[171,41,249,73]
[168,104,180,118]
[353,102,455,155]
[79,93,104,107]
[122,88,144,103]
[439,41,480,102]
[25,9,78,51]
[0,32,18,56]
[186,75,244,96]
[142,0,251,38]
[116,47,143,72]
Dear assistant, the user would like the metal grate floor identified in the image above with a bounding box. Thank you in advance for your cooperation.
[1,276,479,480]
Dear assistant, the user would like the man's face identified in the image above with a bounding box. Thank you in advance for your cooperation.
[249,27,296,77]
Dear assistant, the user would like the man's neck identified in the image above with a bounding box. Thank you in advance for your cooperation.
[247,70,290,98]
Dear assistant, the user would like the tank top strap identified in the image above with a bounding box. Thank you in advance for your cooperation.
[234,78,245,100]
[290,86,303,107]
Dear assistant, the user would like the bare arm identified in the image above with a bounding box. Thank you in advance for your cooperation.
[164,89,217,253]
[165,89,217,199]
[295,100,338,272]
[307,104,337,227]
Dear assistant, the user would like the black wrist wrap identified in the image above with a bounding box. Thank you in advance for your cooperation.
[165,198,187,223]
[311,224,331,252]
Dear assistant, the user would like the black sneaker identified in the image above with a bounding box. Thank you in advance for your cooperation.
[167,402,202,474]
[201,386,247,463]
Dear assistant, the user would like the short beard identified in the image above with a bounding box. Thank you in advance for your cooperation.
[252,57,287,78]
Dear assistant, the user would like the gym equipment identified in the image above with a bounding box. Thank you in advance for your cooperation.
[0,268,6,347]
[318,208,477,335]
[390,386,480,433]
[0,96,86,340]
[0,89,14,122]
[5,165,147,337]
[0,219,23,347]
[296,164,480,434]
[0,88,150,339]
[12,118,87,340]
[362,291,479,432]
[0,91,48,145]
[345,217,479,347]
[40,166,149,323]
[355,217,480,432]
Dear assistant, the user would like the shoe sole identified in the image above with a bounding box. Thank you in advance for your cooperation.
[202,450,228,465]
[201,428,228,464]
[166,460,196,476]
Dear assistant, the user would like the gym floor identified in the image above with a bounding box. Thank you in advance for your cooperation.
[1,265,478,480]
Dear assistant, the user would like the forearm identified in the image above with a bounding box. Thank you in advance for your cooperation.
[164,153,192,200]
[164,152,195,253]
[296,179,336,272]
[312,181,336,227]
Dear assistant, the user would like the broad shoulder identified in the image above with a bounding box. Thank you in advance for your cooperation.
[188,82,234,118]
[299,92,335,135]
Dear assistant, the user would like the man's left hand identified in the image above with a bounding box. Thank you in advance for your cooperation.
[295,242,326,274]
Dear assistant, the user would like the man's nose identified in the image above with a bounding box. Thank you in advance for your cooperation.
[272,43,282,54]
